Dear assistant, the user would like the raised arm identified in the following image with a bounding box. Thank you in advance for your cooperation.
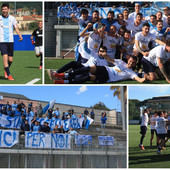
[79,23,93,37]
[155,39,166,45]
[70,13,79,23]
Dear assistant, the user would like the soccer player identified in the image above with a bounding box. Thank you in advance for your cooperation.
[142,39,170,83]
[31,21,43,69]
[149,112,159,147]
[50,55,146,84]
[139,109,149,150]
[126,13,146,37]
[0,3,23,80]
[148,15,157,32]
[156,111,168,155]
[151,20,166,47]
[101,11,117,33]
[101,25,122,59]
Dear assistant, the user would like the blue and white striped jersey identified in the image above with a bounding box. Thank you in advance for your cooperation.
[0,15,17,42]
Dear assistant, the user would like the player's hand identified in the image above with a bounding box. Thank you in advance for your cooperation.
[31,39,35,45]
[165,27,170,33]
[70,13,75,18]
[87,23,93,28]
[19,37,23,41]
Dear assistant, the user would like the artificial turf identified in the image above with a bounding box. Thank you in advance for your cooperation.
[129,125,170,168]
[0,51,42,84]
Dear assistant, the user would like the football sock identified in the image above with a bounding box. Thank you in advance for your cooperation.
[40,54,42,66]
[69,74,90,84]
[8,61,12,67]
[140,135,145,145]
[69,66,90,76]
[57,61,82,73]
[5,67,10,76]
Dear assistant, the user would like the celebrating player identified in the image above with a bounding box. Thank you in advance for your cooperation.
[0,3,23,80]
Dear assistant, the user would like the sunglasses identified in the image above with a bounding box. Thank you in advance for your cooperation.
[99,50,106,53]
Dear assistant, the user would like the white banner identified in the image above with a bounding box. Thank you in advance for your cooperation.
[25,132,71,149]
[0,114,21,129]
[0,113,84,131]
[0,130,19,147]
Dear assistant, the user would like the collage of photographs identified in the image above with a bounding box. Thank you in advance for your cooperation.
[0,0,169,169]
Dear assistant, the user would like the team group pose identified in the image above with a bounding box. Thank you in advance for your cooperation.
[139,109,170,155]
[48,3,170,84]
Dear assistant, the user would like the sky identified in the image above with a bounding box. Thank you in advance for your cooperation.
[129,86,170,101]
[0,86,121,111]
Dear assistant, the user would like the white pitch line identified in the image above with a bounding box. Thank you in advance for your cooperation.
[26,78,41,84]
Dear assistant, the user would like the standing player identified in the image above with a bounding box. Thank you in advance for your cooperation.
[31,21,43,69]
[149,112,159,147]
[139,109,149,150]
[0,3,23,80]
[156,111,168,155]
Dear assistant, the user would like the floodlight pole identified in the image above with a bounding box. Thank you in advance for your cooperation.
[120,87,126,131]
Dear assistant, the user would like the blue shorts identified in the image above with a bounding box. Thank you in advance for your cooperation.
[142,57,157,73]
[0,43,14,56]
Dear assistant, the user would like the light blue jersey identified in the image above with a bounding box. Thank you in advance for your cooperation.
[0,15,17,42]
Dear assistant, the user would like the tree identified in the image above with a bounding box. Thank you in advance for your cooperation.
[129,99,141,120]
[90,102,110,111]
[110,86,127,130]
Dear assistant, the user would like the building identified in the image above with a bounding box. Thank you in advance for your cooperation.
[141,95,170,113]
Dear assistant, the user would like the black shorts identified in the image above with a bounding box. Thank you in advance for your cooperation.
[95,66,109,83]
[151,129,157,135]
[157,133,167,139]
[140,126,147,135]
[0,43,14,56]
[142,57,157,73]
[167,130,170,138]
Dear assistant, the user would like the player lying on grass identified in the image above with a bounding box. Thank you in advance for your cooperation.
[48,54,146,84]
[0,3,23,80]
[142,39,170,83]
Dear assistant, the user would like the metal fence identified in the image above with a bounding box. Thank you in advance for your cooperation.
[0,132,126,168]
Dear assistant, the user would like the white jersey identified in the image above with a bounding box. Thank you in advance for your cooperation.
[134,32,156,51]
[88,32,102,53]
[156,117,167,134]
[126,20,146,37]
[0,15,17,42]
[113,21,125,32]
[143,45,170,67]
[103,34,122,59]
[141,113,149,127]
[105,59,137,82]
[167,116,170,130]
[82,55,108,67]
[122,38,134,55]
[150,115,158,130]
[78,37,91,60]
[128,12,145,22]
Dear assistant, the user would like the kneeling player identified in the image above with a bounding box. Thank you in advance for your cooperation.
[142,39,170,83]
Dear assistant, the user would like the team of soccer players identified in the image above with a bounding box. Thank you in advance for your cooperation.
[139,109,170,155]
[48,2,170,84]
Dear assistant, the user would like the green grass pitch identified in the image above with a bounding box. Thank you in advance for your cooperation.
[129,125,170,168]
[0,51,42,84]
[45,58,167,84]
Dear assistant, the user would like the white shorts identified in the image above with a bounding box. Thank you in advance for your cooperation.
[35,46,43,55]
